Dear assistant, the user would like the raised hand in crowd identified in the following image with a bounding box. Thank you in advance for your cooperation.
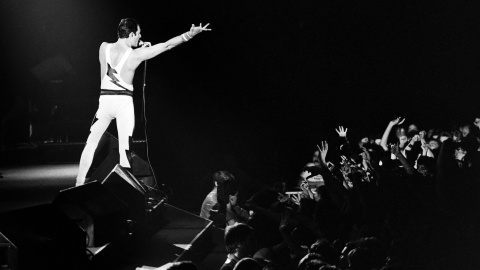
[474,118,480,130]
[381,117,405,151]
[335,126,348,138]
[317,141,329,168]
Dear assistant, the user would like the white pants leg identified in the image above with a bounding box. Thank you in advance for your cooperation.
[115,97,135,168]
[76,95,134,186]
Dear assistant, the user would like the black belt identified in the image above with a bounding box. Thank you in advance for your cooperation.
[100,90,133,96]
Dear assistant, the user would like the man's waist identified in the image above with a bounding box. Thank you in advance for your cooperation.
[100,89,133,96]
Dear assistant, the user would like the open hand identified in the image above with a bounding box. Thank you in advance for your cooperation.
[277,193,289,203]
[335,126,348,137]
[390,117,405,126]
[317,141,329,162]
[291,193,302,205]
[189,23,212,37]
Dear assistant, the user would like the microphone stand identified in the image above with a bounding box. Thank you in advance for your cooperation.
[141,60,147,122]
[140,59,162,200]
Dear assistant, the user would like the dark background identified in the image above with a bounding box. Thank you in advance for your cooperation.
[2,0,480,209]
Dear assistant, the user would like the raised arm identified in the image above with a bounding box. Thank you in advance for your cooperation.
[380,117,405,151]
[132,23,211,62]
[419,131,434,157]
[317,141,329,169]
[391,143,415,175]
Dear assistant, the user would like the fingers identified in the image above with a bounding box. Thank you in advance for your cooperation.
[317,141,329,152]
[203,23,211,30]
[336,126,347,134]
[192,23,212,31]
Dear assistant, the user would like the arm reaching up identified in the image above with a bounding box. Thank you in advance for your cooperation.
[391,143,415,175]
[380,117,405,151]
[317,141,329,169]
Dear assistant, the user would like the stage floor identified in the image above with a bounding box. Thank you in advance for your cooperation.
[0,163,78,213]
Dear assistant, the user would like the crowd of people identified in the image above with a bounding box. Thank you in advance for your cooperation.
[195,116,480,270]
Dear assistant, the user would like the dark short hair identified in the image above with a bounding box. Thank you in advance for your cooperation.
[224,223,255,254]
[213,171,235,185]
[118,18,139,38]
[215,171,238,212]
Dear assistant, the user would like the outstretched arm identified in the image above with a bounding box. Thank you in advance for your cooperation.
[133,23,211,62]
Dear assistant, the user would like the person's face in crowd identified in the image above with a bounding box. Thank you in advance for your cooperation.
[428,140,439,150]
[308,174,325,188]
[238,234,257,257]
[398,135,408,146]
[359,137,369,147]
[453,131,462,142]
[417,164,430,177]
[454,147,467,161]
[229,192,239,206]
[461,125,470,137]
[408,124,418,133]
[474,118,480,129]
[340,162,352,176]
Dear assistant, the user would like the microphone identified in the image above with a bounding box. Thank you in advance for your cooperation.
[138,40,151,48]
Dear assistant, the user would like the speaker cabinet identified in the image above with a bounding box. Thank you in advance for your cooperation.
[54,165,146,247]
[100,164,146,221]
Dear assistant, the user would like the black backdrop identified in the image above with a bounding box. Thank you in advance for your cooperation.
[2,0,480,209]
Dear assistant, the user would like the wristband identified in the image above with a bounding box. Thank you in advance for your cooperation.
[182,34,188,42]
[186,32,193,39]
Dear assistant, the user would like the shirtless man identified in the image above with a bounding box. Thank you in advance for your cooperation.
[76,18,211,186]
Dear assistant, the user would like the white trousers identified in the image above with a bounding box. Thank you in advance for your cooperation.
[76,95,134,185]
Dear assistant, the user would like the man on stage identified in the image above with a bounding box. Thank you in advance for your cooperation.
[76,18,211,186]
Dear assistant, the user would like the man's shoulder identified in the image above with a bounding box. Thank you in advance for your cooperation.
[99,42,109,55]
[99,42,110,49]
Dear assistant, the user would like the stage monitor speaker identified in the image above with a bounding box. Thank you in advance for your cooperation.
[53,181,137,247]
[86,132,153,187]
[100,164,146,221]
[87,148,119,184]
[0,204,86,270]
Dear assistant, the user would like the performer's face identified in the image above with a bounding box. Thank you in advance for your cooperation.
[131,27,142,47]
